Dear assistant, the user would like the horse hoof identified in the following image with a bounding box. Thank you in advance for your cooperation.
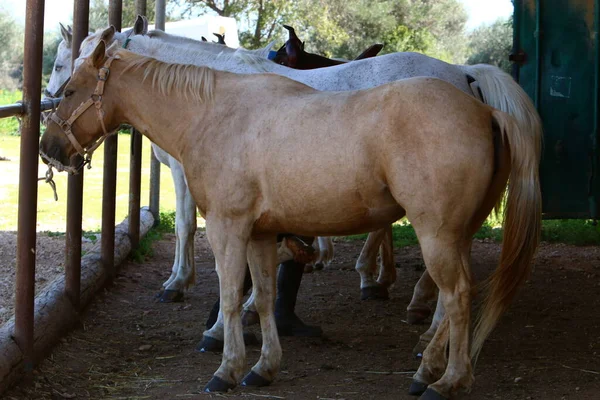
[304,264,314,273]
[314,262,324,270]
[360,285,389,300]
[204,375,235,393]
[241,310,260,326]
[276,314,323,337]
[408,380,429,396]
[419,388,448,400]
[406,307,431,325]
[197,332,260,352]
[241,371,272,387]
[197,335,223,352]
[159,289,184,303]
[412,341,428,359]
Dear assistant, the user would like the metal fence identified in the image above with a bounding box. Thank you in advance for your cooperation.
[0,0,163,386]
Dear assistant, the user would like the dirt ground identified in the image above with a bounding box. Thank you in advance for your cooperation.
[0,232,95,326]
[2,232,600,400]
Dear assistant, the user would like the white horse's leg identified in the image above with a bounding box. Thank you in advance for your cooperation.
[313,236,333,270]
[355,228,390,300]
[376,224,396,287]
[412,294,445,358]
[203,217,251,392]
[406,270,438,324]
[241,234,281,386]
[160,158,197,302]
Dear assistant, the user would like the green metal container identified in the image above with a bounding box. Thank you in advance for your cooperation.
[513,0,599,218]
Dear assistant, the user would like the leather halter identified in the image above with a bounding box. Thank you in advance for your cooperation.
[47,55,117,167]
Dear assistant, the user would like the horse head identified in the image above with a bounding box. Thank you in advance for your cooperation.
[40,40,121,173]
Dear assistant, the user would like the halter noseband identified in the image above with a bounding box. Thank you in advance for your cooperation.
[46,55,117,169]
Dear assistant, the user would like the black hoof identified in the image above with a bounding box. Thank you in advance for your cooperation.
[241,371,272,387]
[204,375,235,393]
[197,335,223,353]
[360,285,389,300]
[406,307,431,325]
[197,332,260,353]
[419,388,448,400]
[158,289,184,303]
[241,310,260,326]
[276,314,323,337]
[408,380,429,396]
[314,262,324,270]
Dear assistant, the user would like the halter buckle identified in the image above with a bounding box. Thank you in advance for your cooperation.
[98,67,110,81]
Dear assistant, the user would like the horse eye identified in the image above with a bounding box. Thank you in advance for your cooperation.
[55,65,63,72]
[64,90,74,97]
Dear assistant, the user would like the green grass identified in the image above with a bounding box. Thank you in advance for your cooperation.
[0,90,22,136]
[131,210,179,262]
[342,218,600,247]
[0,133,185,231]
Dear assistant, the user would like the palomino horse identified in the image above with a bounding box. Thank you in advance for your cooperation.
[45,18,317,303]
[67,26,542,359]
[40,42,541,400]
[272,24,384,70]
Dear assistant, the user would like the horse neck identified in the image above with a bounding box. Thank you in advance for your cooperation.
[106,61,201,160]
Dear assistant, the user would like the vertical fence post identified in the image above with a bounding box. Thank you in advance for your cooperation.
[128,1,147,250]
[149,0,167,225]
[15,0,45,370]
[64,0,90,311]
[101,0,122,280]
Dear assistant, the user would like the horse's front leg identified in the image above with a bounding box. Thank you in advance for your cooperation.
[241,234,281,386]
[376,224,396,287]
[203,218,251,392]
[313,236,334,270]
[355,228,389,300]
[160,159,197,303]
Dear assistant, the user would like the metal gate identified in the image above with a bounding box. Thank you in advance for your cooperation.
[513,0,600,218]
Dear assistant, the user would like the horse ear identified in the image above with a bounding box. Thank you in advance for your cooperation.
[301,41,305,51]
[133,15,148,35]
[91,40,107,69]
[100,25,116,43]
[59,23,72,48]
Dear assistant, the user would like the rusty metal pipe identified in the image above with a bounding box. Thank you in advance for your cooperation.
[128,0,147,250]
[64,0,90,310]
[101,0,122,280]
[15,0,45,371]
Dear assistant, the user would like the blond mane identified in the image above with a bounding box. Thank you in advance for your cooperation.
[117,48,214,103]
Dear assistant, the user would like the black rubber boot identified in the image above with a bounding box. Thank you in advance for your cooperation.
[275,259,322,337]
[206,266,253,330]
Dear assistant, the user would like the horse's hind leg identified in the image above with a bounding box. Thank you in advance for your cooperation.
[355,228,391,300]
[411,235,474,399]
[314,236,334,270]
[241,234,281,387]
[406,270,438,324]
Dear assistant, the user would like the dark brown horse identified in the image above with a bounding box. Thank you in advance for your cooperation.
[272,25,383,69]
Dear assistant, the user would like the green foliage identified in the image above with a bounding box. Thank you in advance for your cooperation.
[0,90,21,136]
[89,0,164,31]
[0,10,24,90]
[467,17,513,73]
[131,210,177,262]
[541,220,600,245]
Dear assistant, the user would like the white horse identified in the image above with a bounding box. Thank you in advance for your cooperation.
[40,41,541,399]
[64,23,541,355]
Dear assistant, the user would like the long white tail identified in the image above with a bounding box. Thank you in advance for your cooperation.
[462,64,542,156]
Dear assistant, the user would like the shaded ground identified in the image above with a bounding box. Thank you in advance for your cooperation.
[0,232,95,326]
[3,232,600,399]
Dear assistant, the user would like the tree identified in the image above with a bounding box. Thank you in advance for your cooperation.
[0,11,24,90]
[89,0,166,31]
[467,17,513,73]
